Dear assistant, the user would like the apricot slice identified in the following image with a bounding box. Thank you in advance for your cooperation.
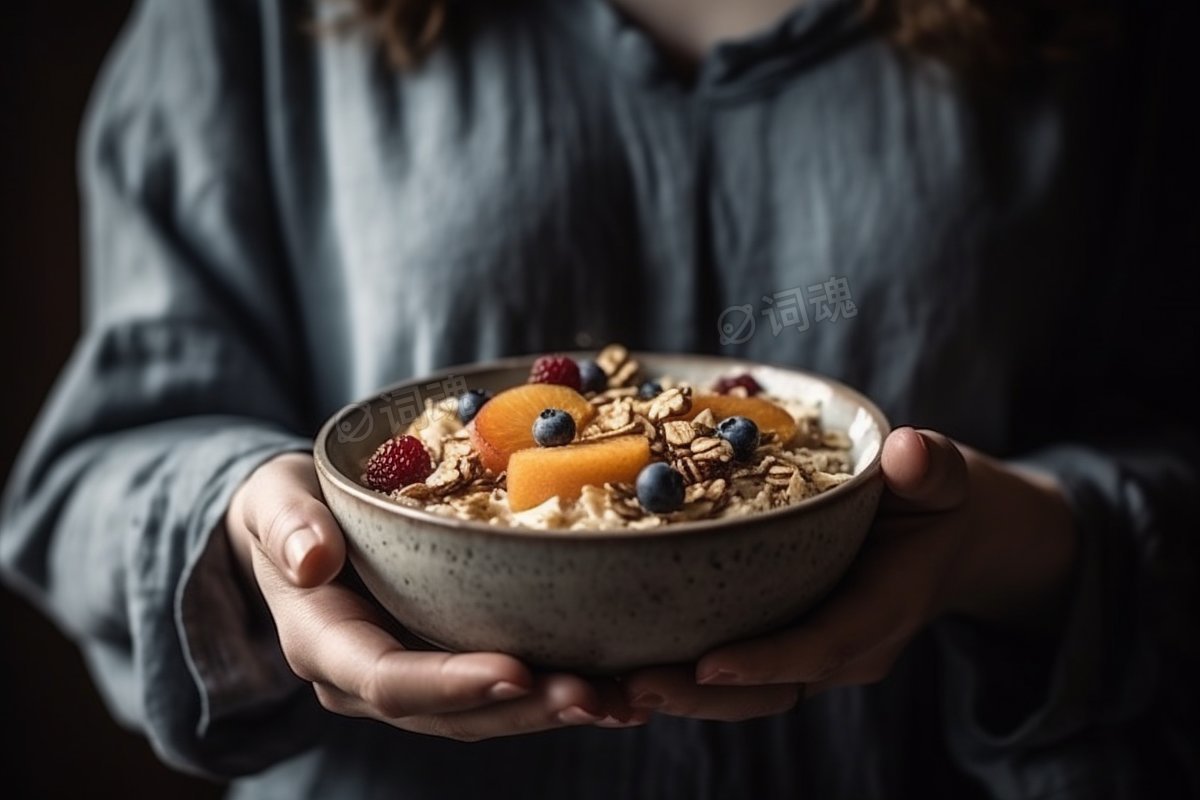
[507,435,651,512]
[679,395,798,444]
[469,384,595,474]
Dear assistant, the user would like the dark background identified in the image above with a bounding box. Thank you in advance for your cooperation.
[0,4,223,797]
[0,3,1196,798]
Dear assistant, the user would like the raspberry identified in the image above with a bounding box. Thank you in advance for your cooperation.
[712,373,763,396]
[364,435,433,492]
[528,355,582,391]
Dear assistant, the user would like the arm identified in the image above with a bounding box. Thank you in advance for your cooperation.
[1,2,644,777]
[0,0,320,775]
[620,3,1199,789]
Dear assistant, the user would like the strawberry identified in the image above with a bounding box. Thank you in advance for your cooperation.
[364,435,433,492]
[712,373,763,397]
[528,355,582,391]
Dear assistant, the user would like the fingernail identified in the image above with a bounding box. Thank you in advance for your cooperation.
[595,715,648,728]
[557,706,602,725]
[487,681,529,701]
[284,528,319,573]
[697,669,741,685]
[630,692,665,709]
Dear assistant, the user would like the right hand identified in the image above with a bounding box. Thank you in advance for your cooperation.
[224,452,647,740]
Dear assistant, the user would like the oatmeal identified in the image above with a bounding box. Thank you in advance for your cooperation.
[362,345,854,531]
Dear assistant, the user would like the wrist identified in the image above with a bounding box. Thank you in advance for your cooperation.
[947,456,1079,636]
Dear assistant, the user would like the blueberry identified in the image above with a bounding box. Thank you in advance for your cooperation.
[638,380,662,400]
[716,416,759,461]
[457,389,492,424]
[532,408,576,447]
[636,462,686,514]
[578,359,607,394]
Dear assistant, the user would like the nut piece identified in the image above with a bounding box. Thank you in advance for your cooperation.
[690,436,733,462]
[646,386,692,422]
[603,398,634,430]
[662,421,696,446]
[673,456,704,485]
[812,470,852,492]
[596,344,640,388]
[691,408,717,432]
[442,439,474,461]
[396,482,435,502]
[765,463,798,487]
[427,460,463,492]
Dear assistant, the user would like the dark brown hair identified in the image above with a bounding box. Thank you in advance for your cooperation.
[340,0,1113,73]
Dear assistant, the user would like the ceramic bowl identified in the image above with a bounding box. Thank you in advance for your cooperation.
[314,353,889,673]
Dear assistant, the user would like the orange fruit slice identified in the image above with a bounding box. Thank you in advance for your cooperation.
[506,435,651,512]
[679,395,798,444]
[469,384,595,474]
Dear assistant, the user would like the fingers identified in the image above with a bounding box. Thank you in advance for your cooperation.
[237,453,346,587]
[693,520,949,686]
[238,460,650,741]
[622,666,800,722]
[674,429,970,699]
[880,427,969,514]
[407,674,613,741]
[315,673,627,741]
[254,545,533,718]
[591,676,652,727]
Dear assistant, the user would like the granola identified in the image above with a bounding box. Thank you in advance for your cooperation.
[366,360,856,532]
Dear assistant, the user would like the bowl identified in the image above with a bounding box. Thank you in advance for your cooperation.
[313,352,889,673]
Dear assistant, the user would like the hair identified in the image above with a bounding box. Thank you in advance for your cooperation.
[339,0,1114,75]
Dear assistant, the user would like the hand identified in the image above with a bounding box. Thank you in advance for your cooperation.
[225,453,647,740]
[620,427,1079,720]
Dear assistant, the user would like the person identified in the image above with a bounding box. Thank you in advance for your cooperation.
[2,0,1196,797]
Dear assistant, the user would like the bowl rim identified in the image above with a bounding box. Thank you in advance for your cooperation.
[314,351,891,541]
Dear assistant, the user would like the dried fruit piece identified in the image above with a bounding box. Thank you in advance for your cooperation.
[506,435,651,512]
[469,384,595,474]
[712,373,764,396]
[677,395,797,444]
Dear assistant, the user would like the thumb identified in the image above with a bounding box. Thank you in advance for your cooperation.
[880,427,969,513]
[236,453,347,588]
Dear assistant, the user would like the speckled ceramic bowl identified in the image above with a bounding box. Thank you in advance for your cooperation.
[314,353,889,674]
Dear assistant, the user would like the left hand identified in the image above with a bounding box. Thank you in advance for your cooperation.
[620,427,1079,721]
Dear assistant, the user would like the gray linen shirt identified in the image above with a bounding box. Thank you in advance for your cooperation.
[2,0,1197,797]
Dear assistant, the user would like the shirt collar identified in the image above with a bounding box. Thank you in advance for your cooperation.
[546,0,870,100]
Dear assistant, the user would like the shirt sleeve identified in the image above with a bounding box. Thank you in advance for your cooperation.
[937,439,1198,796]
[0,0,324,778]
[934,2,1200,793]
